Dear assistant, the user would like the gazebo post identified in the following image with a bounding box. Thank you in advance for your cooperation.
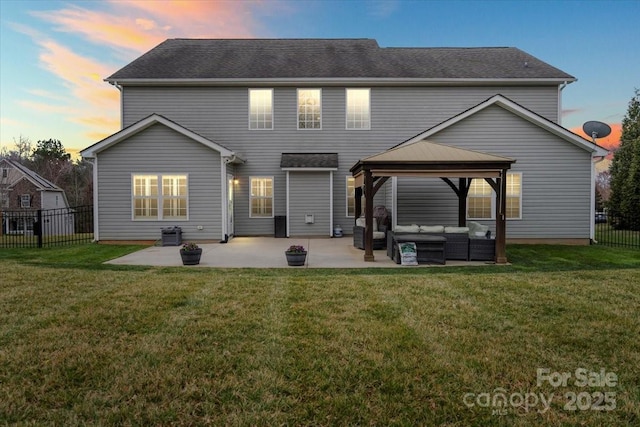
[364,169,374,261]
[495,168,508,264]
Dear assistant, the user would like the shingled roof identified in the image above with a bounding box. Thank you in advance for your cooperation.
[107,39,575,82]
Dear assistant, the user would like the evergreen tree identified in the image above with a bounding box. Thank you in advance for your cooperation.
[608,89,640,229]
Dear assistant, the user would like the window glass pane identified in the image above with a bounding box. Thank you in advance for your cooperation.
[346,89,370,129]
[298,89,321,129]
[467,178,493,219]
[346,177,356,217]
[250,177,273,217]
[506,174,521,219]
[249,89,273,129]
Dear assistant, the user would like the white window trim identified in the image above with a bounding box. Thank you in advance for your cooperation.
[249,176,274,218]
[131,173,189,221]
[346,176,356,217]
[345,88,371,130]
[20,194,31,208]
[248,88,274,130]
[297,88,322,130]
[505,172,523,220]
[467,172,522,221]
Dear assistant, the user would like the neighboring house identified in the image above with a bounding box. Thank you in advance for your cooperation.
[0,159,72,235]
[80,39,607,244]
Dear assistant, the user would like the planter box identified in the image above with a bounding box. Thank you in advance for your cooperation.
[180,248,202,265]
[285,251,307,266]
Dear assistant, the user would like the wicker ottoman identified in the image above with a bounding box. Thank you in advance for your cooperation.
[469,237,495,261]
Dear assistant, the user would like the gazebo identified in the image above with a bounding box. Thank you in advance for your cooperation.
[350,140,516,264]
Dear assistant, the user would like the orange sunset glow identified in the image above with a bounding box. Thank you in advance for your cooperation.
[571,123,622,155]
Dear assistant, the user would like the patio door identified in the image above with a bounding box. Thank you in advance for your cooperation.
[227,174,234,238]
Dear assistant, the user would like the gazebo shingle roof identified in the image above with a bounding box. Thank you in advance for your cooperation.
[107,39,575,81]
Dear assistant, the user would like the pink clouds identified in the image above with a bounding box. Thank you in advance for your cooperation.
[33,1,264,56]
[13,0,271,150]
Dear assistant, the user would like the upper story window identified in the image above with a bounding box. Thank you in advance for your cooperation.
[346,88,370,130]
[298,89,321,129]
[249,89,273,130]
[132,174,188,220]
[467,173,522,220]
[250,177,273,218]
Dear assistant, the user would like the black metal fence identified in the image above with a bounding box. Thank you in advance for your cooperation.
[594,212,640,249]
[0,205,93,248]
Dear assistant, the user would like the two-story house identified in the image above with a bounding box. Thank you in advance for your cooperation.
[0,158,70,235]
[80,38,606,248]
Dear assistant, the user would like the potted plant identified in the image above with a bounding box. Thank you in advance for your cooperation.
[180,242,202,265]
[285,244,307,266]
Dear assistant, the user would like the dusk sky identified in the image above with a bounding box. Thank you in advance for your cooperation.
[1,0,638,159]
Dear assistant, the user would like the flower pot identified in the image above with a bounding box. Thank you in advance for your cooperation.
[285,251,307,266]
[180,248,202,265]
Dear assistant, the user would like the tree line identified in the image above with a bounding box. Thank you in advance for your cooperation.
[608,89,640,230]
[1,137,93,207]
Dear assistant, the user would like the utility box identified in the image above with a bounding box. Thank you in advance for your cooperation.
[161,226,182,246]
[274,216,286,238]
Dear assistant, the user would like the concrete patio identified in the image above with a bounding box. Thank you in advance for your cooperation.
[106,237,496,268]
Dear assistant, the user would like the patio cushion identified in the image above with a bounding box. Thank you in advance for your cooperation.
[395,224,420,233]
[467,221,490,237]
[373,231,386,239]
[444,226,469,233]
[355,217,378,231]
[419,225,444,233]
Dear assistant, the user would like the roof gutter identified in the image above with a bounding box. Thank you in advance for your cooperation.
[105,77,577,87]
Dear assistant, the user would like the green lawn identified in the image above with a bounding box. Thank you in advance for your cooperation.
[1,244,639,425]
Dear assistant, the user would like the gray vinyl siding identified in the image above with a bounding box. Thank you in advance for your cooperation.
[96,124,223,241]
[120,85,561,236]
[288,171,331,236]
[396,105,592,238]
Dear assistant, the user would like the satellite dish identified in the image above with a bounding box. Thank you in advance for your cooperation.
[583,121,611,141]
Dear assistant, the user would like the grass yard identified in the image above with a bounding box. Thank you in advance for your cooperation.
[0,244,639,425]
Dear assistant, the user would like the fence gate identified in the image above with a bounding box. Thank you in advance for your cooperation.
[0,205,93,248]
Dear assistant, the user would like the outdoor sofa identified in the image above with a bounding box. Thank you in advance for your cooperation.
[387,221,495,263]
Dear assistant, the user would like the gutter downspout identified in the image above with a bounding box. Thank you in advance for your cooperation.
[108,81,124,129]
[558,80,570,125]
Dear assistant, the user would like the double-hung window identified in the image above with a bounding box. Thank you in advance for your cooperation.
[298,89,321,129]
[20,194,31,208]
[250,177,273,218]
[132,174,188,220]
[346,88,370,129]
[249,88,273,129]
[467,173,522,220]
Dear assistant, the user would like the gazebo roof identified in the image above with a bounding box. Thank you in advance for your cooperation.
[350,140,515,178]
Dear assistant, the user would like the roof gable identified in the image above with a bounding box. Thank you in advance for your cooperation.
[0,159,63,191]
[107,39,575,83]
[80,114,242,160]
[399,95,609,155]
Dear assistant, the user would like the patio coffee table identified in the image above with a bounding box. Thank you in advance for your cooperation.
[390,234,446,265]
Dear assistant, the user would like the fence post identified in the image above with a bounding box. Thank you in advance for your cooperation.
[36,209,43,248]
